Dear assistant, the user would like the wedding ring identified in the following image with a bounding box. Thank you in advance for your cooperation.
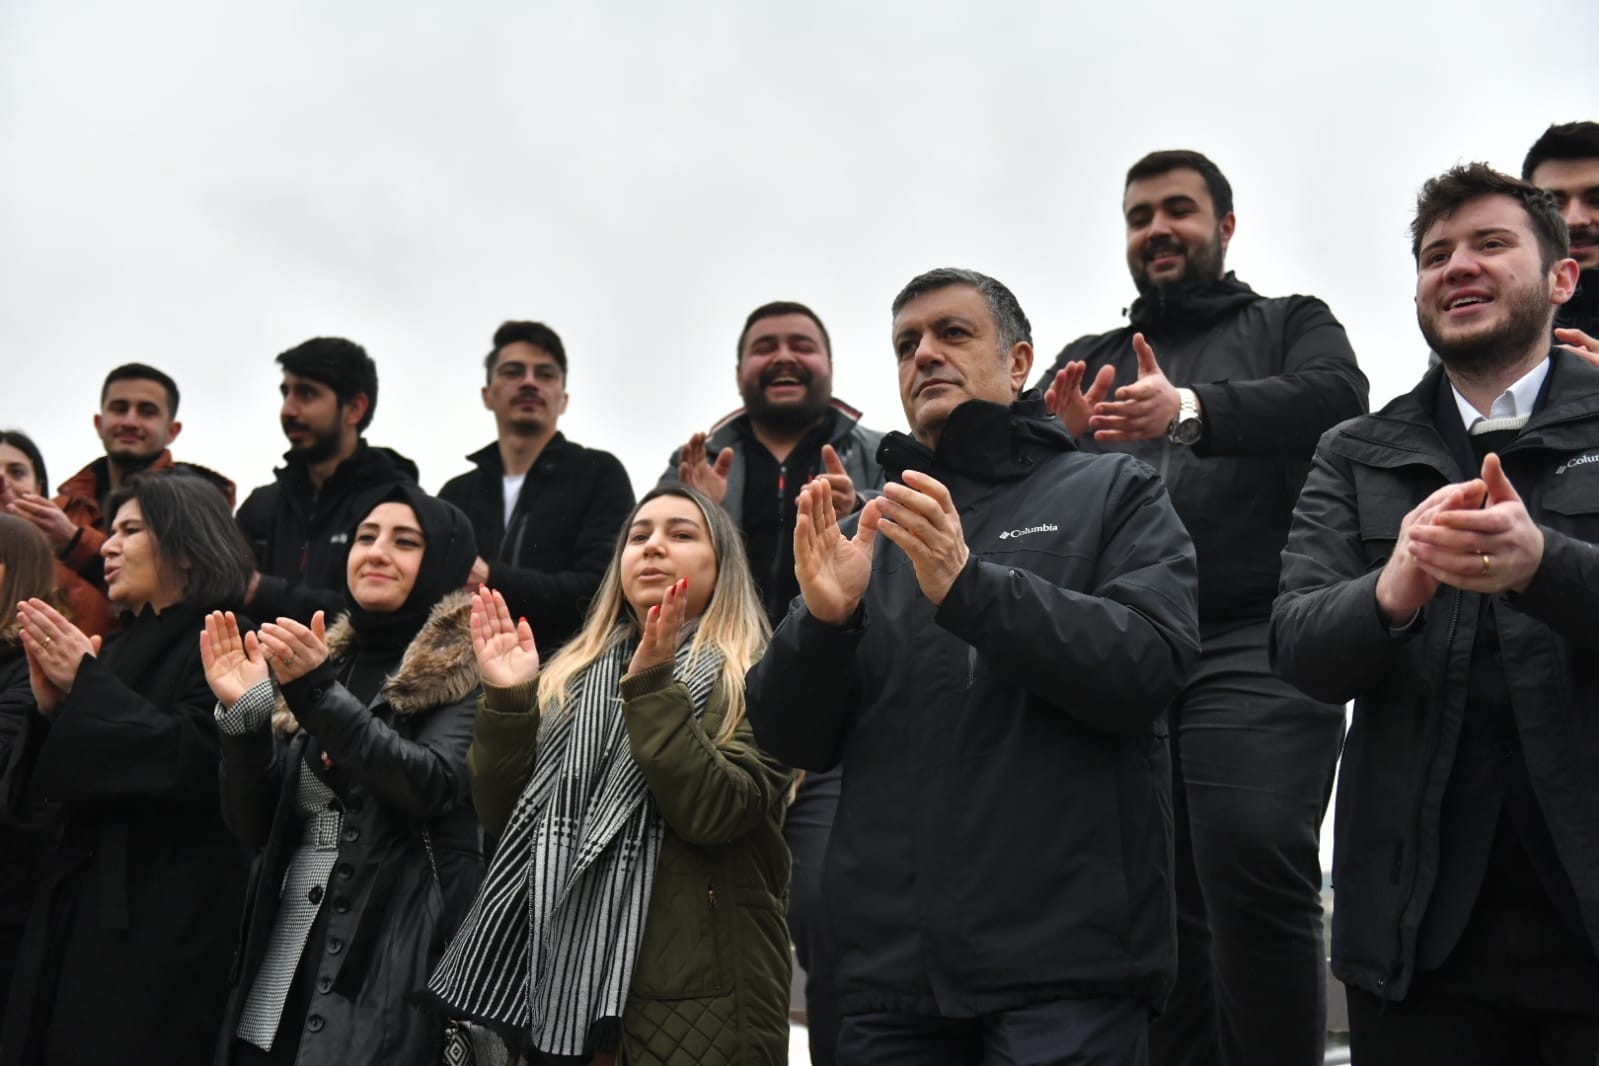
[282,652,296,665]
[39,635,52,648]
[1480,553,1491,576]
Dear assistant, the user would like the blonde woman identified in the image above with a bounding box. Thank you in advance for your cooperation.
[428,486,792,1065]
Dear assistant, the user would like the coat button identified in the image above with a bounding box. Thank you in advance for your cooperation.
[342,827,360,843]
[307,885,324,904]
[317,976,333,994]
[333,897,351,914]
[327,937,344,955]
[306,1015,325,1033]
[336,863,353,880]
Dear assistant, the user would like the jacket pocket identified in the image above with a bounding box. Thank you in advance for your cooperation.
[629,850,734,1000]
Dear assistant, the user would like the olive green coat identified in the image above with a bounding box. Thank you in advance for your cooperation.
[470,662,793,1065]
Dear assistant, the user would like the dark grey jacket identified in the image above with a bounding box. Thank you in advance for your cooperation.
[1271,353,1599,1002]
[747,395,1200,1016]
[217,591,483,1065]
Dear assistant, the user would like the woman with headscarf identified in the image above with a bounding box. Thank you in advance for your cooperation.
[0,470,255,1065]
[427,485,793,1065]
[205,482,484,1065]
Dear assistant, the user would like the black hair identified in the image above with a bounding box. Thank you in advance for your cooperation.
[276,338,379,432]
[0,430,48,496]
[1411,162,1569,271]
[1522,121,1599,181]
[736,302,832,363]
[484,321,568,384]
[105,470,255,608]
[890,267,1032,354]
[1125,149,1235,217]
[101,363,180,418]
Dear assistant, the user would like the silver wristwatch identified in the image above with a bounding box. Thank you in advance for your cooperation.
[1168,388,1204,446]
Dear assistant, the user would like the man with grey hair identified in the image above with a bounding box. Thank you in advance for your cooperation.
[1038,149,1368,1066]
[748,268,1201,1064]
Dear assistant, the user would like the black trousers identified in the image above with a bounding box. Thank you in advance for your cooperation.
[1149,619,1344,1066]
[1346,894,1599,1065]
[837,998,1148,1066]
[785,764,842,1066]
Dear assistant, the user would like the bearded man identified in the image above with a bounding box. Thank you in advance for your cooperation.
[1037,149,1368,1066]
[1272,162,1599,1063]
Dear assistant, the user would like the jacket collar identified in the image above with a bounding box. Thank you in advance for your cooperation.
[56,449,177,512]
[877,392,1074,483]
[465,433,572,477]
[1127,272,1260,332]
[320,588,477,715]
[708,396,866,441]
[1331,351,1599,476]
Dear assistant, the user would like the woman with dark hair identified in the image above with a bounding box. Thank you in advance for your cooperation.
[428,485,792,1065]
[0,470,255,1065]
[0,514,61,1006]
[0,430,116,639]
[206,482,484,1065]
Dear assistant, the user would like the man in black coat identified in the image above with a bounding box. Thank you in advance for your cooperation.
[1525,121,1599,344]
[438,320,634,656]
[748,268,1200,1065]
[1272,163,1599,1062]
[236,337,418,624]
[1037,149,1369,1066]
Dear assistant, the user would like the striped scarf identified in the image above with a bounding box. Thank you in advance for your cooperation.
[428,635,723,1056]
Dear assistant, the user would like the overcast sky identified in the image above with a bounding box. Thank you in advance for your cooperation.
[4,0,1597,502]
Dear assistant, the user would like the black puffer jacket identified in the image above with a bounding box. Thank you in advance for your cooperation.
[236,442,419,624]
[1038,274,1368,623]
[1271,353,1599,1002]
[438,434,634,655]
[747,395,1200,1016]
[217,591,483,1065]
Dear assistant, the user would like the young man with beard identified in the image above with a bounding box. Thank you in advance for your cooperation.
[236,337,417,623]
[1271,163,1599,1062]
[438,320,634,656]
[661,300,884,1066]
[1525,121,1599,346]
[6,363,233,635]
[1037,149,1369,1066]
[748,268,1201,1065]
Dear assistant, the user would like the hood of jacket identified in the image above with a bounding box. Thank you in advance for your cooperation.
[1127,271,1260,332]
[273,440,420,492]
[876,391,1074,484]
[274,588,476,735]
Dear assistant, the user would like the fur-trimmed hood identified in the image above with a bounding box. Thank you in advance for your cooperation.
[275,589,477,735]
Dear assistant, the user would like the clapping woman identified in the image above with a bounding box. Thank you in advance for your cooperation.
[206,483,484,1065]
[0,471,254,1065]
[428,486,793,1065]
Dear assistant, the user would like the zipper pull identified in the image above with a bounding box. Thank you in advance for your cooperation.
[707,885,719,910]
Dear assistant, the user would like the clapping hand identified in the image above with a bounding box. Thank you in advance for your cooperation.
[794,477,878,625]
[200,610,269,707]
[471,586,539,688]
[258,612,329,686]
[1043,360,1117,438]
[629,576,688,676]
[677,432,734,506]
[1406,453,1544,596]
[1087,333,1182,442]
[17,598,100,715]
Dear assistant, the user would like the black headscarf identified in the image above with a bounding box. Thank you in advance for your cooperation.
[343,483,477,657]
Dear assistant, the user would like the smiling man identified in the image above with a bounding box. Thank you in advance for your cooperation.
[6,363,233,635]
[1037,148,1368,1066]
[1272,162,1599,1062]
[438,320,633,656]
[748,268,1200,1065]
[236,337,417,624]
[1524,121,1599,340]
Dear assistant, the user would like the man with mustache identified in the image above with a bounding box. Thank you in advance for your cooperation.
[1525,121,1599,347]
[1272,162,1599,1061]
[438,320,634,655]
[6,363,233,635]
[1037,149,1368,1066]
[661,300,885,1066]
[236,336,417,623]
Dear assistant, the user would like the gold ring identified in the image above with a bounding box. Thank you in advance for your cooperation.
[40,635,52,648]
[283,653,296,665]
[1480,553,1491,576]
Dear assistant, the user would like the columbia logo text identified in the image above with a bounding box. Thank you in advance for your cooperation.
[1555,453,1599,475]
[998,523,1059,540]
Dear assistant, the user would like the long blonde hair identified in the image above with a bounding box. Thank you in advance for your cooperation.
[536,486,770,742]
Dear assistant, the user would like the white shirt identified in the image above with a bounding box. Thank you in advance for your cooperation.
[1450,358,1548,431]
[502,472,526,528]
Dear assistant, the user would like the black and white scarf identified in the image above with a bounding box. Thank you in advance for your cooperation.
[428,633,723,1056]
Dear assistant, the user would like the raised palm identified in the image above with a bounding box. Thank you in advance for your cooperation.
[201,610,269,707]
[794,479,877,625]
[472,586,540,688]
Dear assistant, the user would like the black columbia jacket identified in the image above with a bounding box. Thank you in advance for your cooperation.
[1038,274,1368,623]
[439,434,634,655]
[236,441,419,624]
[746,395,1201,1016]
[1271,353,1599,1002]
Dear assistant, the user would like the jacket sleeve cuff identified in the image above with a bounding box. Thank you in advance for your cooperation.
[214,678,276,735]
[481,677,539,714]
[620,662,677,700]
